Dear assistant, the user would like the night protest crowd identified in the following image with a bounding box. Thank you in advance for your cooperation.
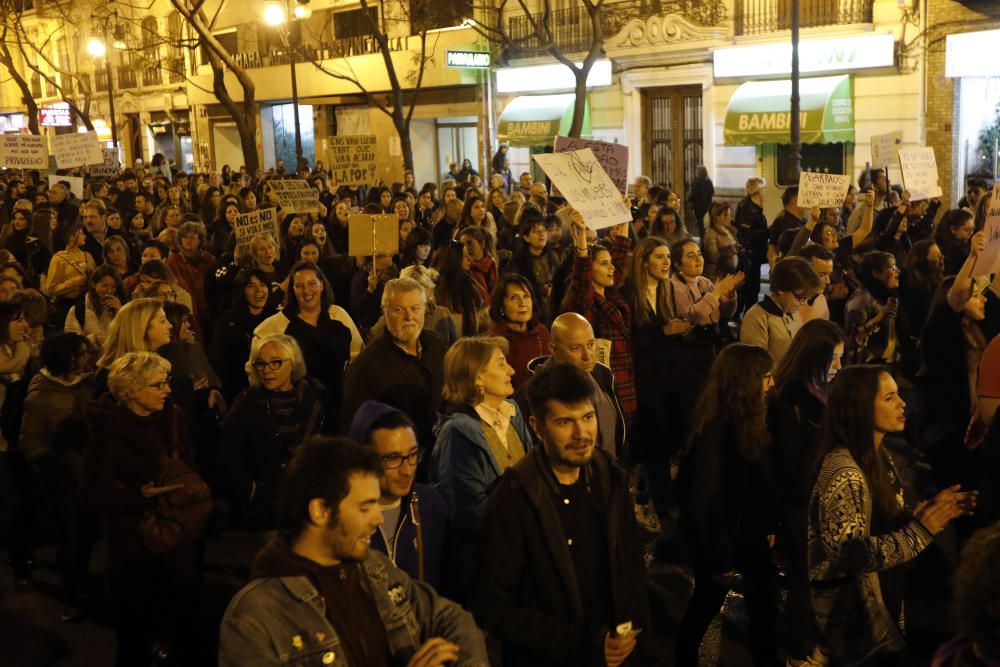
[0,150,998,667]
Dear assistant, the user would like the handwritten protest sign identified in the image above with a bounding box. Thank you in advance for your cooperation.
[796,172,851,208]
[348,213,399,257]
[897,147,943,201]
[328,136,378,186]
[51,131,103,168]
[88,147,120,178]
[553,136,628,195]
[0,134,48,170]
[233,207,280,259]
[871,131,902,169]
[269,179,320,214]
[973,183,1000,277]
[532,149,631,230]
[48,175,83,198]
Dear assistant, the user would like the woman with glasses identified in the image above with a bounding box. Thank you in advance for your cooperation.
[94,298,173,398]
[844,250,917,372]
[431,335,532,596]
[220,333,323,530]
[739,256,823,367]
[254,262,356,431]
[80,351,207,666]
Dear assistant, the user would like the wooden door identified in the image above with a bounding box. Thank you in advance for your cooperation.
[641,86,704,232]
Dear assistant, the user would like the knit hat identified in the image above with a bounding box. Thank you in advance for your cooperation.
[348,400,407,443]
[979,335,1000,399]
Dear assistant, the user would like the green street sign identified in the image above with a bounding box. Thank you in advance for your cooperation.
[446,50,491,69]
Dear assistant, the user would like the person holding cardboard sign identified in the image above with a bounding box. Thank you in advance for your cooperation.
[566,210,637,426]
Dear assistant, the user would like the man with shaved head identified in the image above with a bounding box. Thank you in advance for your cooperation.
[517,312,626,457]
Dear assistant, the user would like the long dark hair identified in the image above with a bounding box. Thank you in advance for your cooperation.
[283,262,334,316]
[433,239,482,335]
[821,365,903,521]
[689,343,773,462]
[905,239,944,296]
[774,319,845,395]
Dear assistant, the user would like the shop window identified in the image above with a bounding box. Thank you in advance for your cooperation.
[775,143,848,187]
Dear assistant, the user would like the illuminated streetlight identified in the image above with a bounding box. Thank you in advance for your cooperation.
[263,3,286,25]
[293,4,311,19]
[86,37,106,58]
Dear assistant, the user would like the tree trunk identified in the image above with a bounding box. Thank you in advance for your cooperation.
[0,46,37,134]
[396,112,414,174]
[568,69,588,138]
[206,48,259,174]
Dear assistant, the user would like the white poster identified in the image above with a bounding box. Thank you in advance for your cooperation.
[796,172,851,208]
[48,175,84,198]
[554,136,628,195]
[51,131,103,168]
[870,131,903,170]
[897,147,943,201]
[0,134,48,170]
[532,148,631,230]
[973,182,1000,277]
[233,207,280,258]
[328,136,378,187]
[88,146,120,177]
[268,179,320,214]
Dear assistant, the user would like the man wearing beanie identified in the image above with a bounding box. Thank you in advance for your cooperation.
[350,401,450,592]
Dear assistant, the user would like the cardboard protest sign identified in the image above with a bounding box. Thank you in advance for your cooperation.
[348,213,399,257]
[269,179,320,214]
[796,172,851,208]
[0,134,48,170]
[553,136,628,195]
[328,136,378,186]
[897,147,943,201]
[233,207,280,259]
[88,147,120,178]
[870,131,902,169]
[532,149,631,230]
[973,182,1000,277]
[51,131,103,168]
[48,175,83,198]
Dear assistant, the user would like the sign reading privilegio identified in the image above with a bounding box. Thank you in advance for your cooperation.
[446,50,491,69]
[0,134,48,170]
[533,148,631,230]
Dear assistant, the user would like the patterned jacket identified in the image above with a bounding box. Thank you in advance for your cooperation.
[564,236,636,423]
[808,447,934,664]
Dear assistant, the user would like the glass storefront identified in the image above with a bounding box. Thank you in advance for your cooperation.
[262,103,315,170]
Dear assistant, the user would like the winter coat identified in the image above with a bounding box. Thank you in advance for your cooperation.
[430,403,532,592]
[219,381,325,528]
[370,482,449,591]
[808,447,934,663]
[472,446,664,667]
[78,395,190,565]
[341,330,447,452]
[210,304,275,402]
[19,369,90,463]
[255,305,362,360]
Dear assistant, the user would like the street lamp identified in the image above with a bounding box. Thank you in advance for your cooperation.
[87,32,118,149]
[263,0,310,172]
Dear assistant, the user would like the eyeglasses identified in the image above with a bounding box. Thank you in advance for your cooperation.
[147,376,171,390]
[252,358,288,372]
[381,450,423,469]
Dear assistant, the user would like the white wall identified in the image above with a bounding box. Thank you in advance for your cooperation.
[409,118,437,186]
[212,123,245,172]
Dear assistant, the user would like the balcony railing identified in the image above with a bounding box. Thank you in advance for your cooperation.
[142,67,162,87]
[735,0,872,36]
[230,31,419,71]
[507,0,727,55]
[118,66,137,89]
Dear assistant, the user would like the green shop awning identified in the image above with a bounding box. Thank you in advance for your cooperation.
[497,94,591,148]
[723,74,854,146]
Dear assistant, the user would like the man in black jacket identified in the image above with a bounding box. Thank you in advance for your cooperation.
[342,278,446,478]
[474,362,664,667]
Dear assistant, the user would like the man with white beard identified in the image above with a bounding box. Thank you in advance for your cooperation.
[342,278,447,479]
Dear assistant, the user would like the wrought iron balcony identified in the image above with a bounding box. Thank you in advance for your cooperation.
[506,0,727,55]
[117,66,137,89]
[734,0,872,36]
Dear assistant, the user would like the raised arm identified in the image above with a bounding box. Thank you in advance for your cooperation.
[947,230,987,312]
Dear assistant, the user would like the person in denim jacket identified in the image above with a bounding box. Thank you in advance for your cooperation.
[219,437,488,667]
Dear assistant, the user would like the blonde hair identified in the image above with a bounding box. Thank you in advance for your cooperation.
[745,177,766,196]
[98,298,165,368]
[107,351,171,402]
[442,335,509,405]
